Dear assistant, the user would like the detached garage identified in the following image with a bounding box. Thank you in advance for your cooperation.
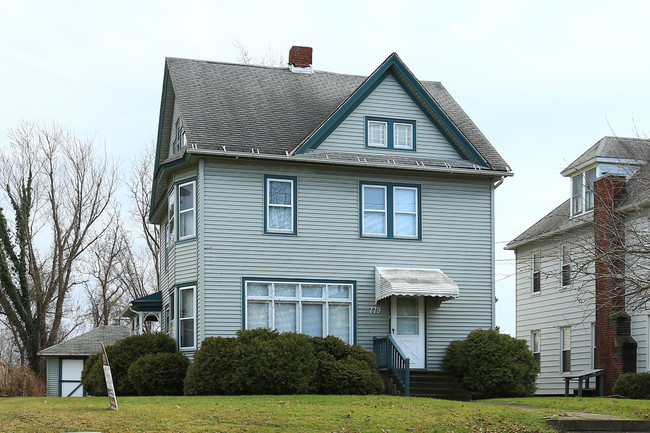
[38,325,129,397]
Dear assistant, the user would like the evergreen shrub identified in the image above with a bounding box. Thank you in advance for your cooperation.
[127,352,189,396]
[613,373,650,399]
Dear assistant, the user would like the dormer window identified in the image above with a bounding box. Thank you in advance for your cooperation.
[571,168,596,216]
[172,118,186,154]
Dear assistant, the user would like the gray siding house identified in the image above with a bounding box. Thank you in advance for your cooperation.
[150,46,511,376]
[506,137,650,395]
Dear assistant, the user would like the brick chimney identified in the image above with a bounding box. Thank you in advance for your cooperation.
[288,46,313,73]
[593,175,637,395]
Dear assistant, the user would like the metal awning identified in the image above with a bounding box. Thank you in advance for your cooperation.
[374,267,459,302]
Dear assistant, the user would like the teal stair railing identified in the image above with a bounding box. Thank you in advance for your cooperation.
[373,336,410,396]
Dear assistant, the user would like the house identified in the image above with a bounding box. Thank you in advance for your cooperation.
[506,136,650,395]
[150,46,511,388]
[38,325,130,397]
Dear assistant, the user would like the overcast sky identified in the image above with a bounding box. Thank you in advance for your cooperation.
[2,0,650,336]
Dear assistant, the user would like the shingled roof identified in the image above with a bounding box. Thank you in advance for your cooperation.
[38,326,130,357]
[162,54,510,172]
[561,136,650,176]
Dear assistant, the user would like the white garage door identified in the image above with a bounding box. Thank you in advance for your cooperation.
[60,359,84,397]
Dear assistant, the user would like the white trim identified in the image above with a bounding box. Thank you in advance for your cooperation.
[178,180,196,240]
[367,120,388,148]
[178,286,196,350]
[362,185,388,237]
[393,186,418,238]
[266,178,295,233]
[393,122,413,150]
[532,252,541,293]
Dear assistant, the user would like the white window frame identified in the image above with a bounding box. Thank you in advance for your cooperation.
[571,168,596,216]
[531,330,541,368]
[393,186,419,239]
[244,280,354,344]
[178,285,196,350]
[266,177,295,234]
[178,180,196,240]
[167,191,175,244]
[560,245,571,287]
[532,252,541,293]
[591,322,596,370]
[560,326,571,373]
[367,120,388,148]
[362,185,388,237]
[393,122,413,150]
[168,290,175,340]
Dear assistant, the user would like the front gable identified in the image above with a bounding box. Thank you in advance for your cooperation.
[293,53,489,168]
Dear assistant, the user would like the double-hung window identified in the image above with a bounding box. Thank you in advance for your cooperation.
[531,330,541,367]
[362,183,420,239]
[178,286,196,350]
[265,176,297,234]
[178,181,196,240]
[167,192,175,244]
[571,168,596,216]
[365,117,416,150]
[245,280,354,343]
[532,252,541,293]
[560,326,571,372]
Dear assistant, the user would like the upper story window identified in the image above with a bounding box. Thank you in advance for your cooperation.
[265,176,297,235]
[178,181,196,240]
[361,182,420,239]
[365,117,416,151]
[571,168,596,216]
[172,118,187,154]
[532,252,541,293]
[167,192,175,245]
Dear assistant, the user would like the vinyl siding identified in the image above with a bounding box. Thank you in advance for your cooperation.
[200,157,494,369]
[631,314,649,372]
[46,357,59,397]
[313,75,464,161]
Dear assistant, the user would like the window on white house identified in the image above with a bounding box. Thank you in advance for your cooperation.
[571,168,596,216]
[179,286,196,349]
[561,326,571,372]
[531,330,541,367]
[266,177,296,234]
[561,246,571,287]
[532,253,541,293]
[591,322,596,369]
[178,181,196,240]
[367,121,388,147]
[245,280,354,344]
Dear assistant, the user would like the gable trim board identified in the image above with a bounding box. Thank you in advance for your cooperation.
[292,54,487,168]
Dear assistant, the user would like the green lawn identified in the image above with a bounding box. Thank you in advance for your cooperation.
[489,397,650,421]
[0,395,555,433]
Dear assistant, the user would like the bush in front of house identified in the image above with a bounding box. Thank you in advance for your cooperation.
[81,332,178,396]
[442,329,538,399]
[613,372,650,399]
[0,361,46,397]
[184,330,383,395]
[127,352,190,396]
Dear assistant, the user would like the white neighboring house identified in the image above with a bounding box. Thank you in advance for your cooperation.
[506,136,650,395]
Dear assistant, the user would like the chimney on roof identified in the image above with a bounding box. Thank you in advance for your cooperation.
[288,46,313,74]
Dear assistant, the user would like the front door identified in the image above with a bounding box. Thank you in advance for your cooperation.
[391,296,425,369]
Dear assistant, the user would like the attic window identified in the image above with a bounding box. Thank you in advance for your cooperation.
[366,117,415,150]
[571,168,596,215]
[172,118,186,154]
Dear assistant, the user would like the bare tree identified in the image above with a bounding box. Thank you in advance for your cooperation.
[233,40,285,67]
[0,121,117,375]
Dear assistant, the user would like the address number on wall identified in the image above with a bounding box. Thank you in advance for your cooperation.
[369,306,382,314]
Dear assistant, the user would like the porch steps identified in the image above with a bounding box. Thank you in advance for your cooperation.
[409,371,471,401]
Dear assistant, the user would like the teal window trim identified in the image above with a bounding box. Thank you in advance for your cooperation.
[359,181,422,240]
[178,284,197,350]
[167,178,198,245]
[242,277,357,344]
[365,117,416,151]
[177,180,196,241]
[264,175,298,235]
[170,283,197,351]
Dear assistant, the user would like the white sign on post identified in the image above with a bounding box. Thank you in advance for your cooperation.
[100,342,118,411]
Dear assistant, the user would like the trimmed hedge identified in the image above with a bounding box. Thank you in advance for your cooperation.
[613,373,650,399]
[127,352,190,396]
[81,333,177,396]
[184,329,383,395]
[442,329,538,399]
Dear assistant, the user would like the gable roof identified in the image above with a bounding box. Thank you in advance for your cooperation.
[38,326,130,357]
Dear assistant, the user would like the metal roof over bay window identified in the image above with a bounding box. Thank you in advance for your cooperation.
[374,267,459,302]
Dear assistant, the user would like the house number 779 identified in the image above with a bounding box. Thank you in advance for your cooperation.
[369,306,382,314]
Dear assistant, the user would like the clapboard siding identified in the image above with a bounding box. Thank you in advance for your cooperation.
[198,157,493,369]
[46,357,59,397]
[313,75,463,161]
[631,315,649,372]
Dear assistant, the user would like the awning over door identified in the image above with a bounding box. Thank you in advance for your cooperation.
[374,267,459,303]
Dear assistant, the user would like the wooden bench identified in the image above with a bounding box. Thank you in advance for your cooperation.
[563,369,604,397]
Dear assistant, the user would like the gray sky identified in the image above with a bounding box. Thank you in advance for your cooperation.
[2,0,650,336]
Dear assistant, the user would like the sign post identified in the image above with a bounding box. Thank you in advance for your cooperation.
[100,342,118,411]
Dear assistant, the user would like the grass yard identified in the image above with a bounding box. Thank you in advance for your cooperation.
[0,395,555,433]
[490,397,650,421]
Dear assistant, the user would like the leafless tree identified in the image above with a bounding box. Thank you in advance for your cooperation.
[0,121,117,376]
[233,40,285,67]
